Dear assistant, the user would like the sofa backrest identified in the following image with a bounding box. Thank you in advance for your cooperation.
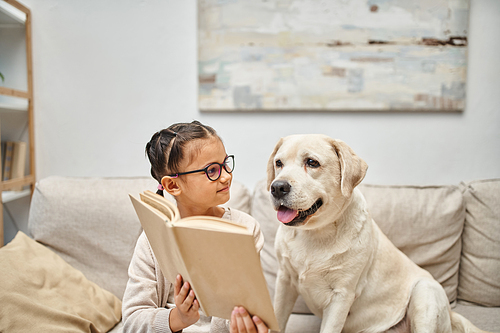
[28,176,499,309]
[459,179,500,307]
[28,176,252,300]
[29,177,157,300]
[358,183,465,303]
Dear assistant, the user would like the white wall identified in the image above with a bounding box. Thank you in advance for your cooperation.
[23,0,500,191]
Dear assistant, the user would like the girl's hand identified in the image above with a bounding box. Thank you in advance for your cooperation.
[170,274,200,331]
[230,306,269,333]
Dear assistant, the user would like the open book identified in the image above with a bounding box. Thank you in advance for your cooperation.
[129,191,279,331]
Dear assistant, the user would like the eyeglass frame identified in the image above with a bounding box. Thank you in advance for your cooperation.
[167,155,235,181]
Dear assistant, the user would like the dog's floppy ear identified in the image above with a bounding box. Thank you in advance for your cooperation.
[266,138,284,190]
[330,139,368,198]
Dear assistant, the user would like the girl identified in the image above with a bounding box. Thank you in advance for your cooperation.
[122,121,269,333]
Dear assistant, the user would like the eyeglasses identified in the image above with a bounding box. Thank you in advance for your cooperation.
[168,155,235,181]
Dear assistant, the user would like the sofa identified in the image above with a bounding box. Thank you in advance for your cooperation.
[0,176,499,332]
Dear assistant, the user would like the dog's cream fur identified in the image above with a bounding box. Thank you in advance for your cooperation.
[267,134,486,333]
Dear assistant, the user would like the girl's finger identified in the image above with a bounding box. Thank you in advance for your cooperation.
[230,308,238,333]
[192,298,199,312]
[252,315,268,333]
[235,310,247,333]
[178,281,190,300]
[174,274,182,296]
[238,307,256,332]
[184,289,196,307]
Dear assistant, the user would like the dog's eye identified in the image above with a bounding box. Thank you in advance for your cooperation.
[275,159,283,168]
[306,159,320,168]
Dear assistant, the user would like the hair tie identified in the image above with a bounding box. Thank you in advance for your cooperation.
[157,184,164,191]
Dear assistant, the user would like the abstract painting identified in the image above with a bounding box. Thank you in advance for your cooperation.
[198,0,469,111]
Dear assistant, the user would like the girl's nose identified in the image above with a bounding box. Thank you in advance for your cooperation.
[219,167,232,182]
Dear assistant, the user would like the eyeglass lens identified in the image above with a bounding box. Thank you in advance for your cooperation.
[206,156,234,181]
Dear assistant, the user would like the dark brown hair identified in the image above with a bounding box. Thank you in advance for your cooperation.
[145,120,219,196]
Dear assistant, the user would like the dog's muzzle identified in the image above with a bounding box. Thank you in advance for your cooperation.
[271,180,323,226]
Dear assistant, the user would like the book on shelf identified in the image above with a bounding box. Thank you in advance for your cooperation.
[10,141,27,190]
[129,190,279,331]
[2,141,14,182]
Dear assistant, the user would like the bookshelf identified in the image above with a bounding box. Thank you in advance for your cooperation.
[0,0,34,247]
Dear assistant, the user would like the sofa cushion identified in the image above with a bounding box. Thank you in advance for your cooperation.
[453,303,500,332]
[458,179,500,306]
[358,184,465,303]
[0,231,121,333]
[28,176,157,300]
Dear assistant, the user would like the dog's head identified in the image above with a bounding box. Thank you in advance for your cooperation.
[267,134,368,229]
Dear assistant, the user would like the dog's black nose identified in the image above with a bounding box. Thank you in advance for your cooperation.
[271,181,291,199]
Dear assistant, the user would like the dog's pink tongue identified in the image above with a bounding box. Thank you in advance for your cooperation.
[277,206,298,224]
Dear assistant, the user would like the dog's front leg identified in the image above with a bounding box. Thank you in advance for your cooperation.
[274,267,299,332]
[319,291,355,333]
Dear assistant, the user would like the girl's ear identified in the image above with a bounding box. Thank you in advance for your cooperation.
[161,176,182,197]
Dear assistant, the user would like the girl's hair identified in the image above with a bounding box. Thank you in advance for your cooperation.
[145,120,219,196]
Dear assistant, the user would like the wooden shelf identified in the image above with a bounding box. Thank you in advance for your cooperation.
[0,101,29,112]
[2,175,34,191]
[0,0,33,247]
[2,188,30,203]
[0,86,30,99]
[0,0,26,24]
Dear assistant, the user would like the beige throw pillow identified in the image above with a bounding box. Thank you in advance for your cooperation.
[0,232,122,333]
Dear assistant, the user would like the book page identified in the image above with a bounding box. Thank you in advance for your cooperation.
[140,190,179,221]
[129,194,188,284]
[142,191,250,233]
[179,216,250,234]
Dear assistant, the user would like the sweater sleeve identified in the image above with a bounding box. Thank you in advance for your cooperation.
[122,232,176,333]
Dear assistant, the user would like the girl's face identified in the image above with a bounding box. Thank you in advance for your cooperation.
[173,137,232,216]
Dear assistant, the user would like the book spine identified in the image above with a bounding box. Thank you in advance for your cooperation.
[10,141,27,190]
[2,141,14,182]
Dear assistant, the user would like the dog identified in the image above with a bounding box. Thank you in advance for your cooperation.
[267,134,486,333]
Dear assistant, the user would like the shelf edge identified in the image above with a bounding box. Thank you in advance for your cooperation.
[2,189,30,203]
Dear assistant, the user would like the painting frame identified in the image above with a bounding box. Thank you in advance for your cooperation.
[197,0,469,112]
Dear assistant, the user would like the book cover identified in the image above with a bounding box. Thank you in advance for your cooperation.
[129,191,279,331]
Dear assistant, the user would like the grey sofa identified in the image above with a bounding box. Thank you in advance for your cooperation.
[3,176,499,332]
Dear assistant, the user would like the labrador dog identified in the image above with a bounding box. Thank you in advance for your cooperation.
[267,134,486,333]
